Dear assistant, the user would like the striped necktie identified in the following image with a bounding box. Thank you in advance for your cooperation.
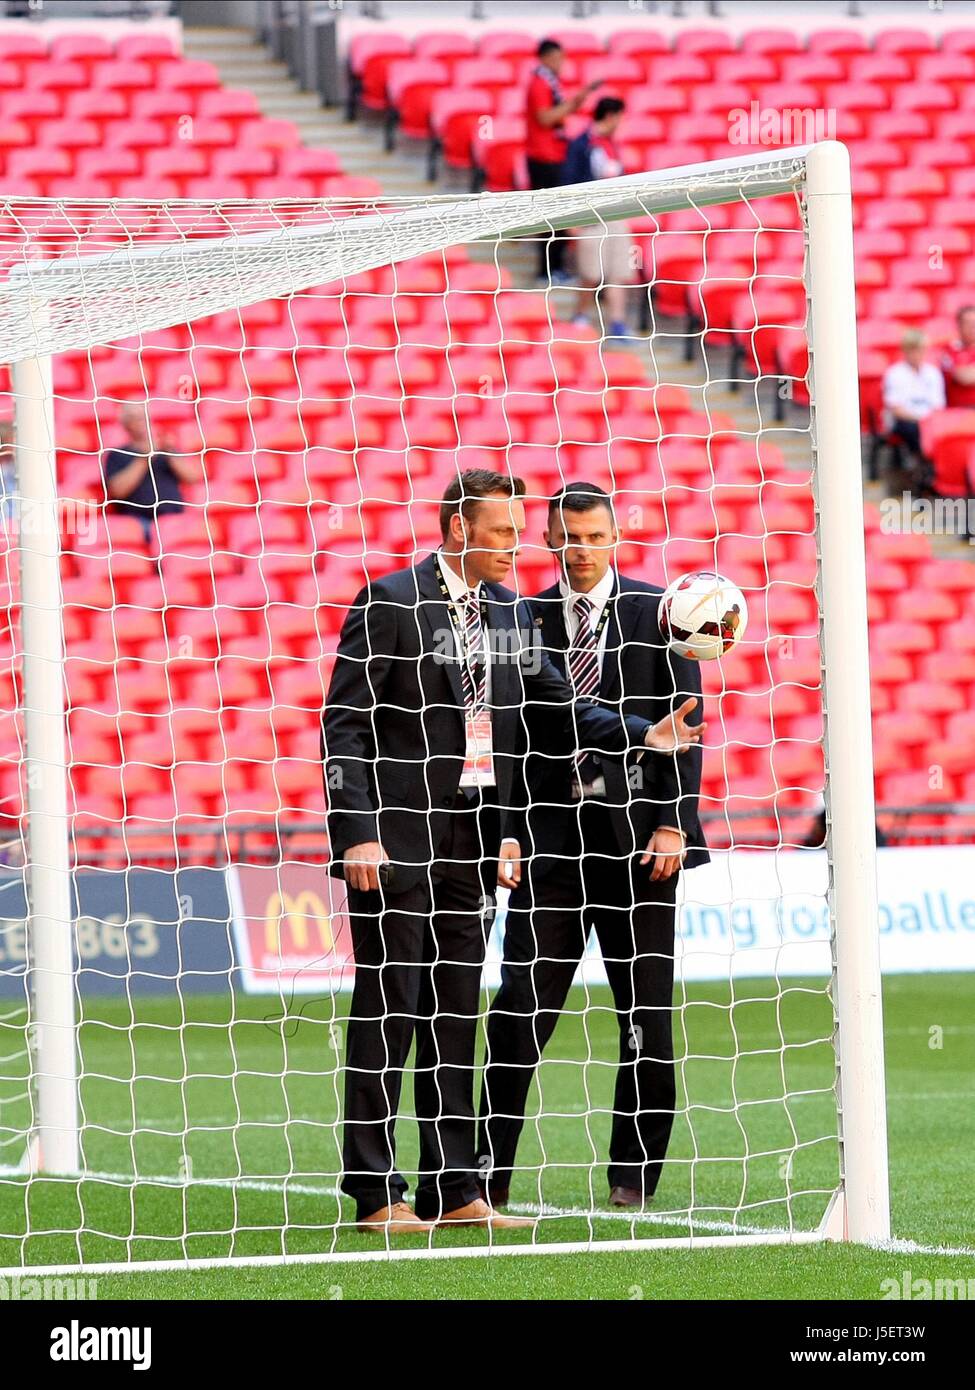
[459,589,486,711]
[567,595,601,696]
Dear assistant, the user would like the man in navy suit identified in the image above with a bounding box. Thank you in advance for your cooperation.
[322,471,704,1234]
[477,481,708,1211]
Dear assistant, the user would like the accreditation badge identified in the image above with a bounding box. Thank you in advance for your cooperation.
[459,710,495,787]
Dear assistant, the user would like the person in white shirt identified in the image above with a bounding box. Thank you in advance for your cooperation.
[565,97,636,339]
[882,329,946,458]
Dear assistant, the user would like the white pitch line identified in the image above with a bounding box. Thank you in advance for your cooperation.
[0,1165,805,1236]
[3,1167,975,1257]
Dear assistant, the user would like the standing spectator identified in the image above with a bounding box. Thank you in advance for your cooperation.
[564,97,636,340]
[882,329,945,459]
[941,305,975,408]
[525,38,601,284]
[103,402,196,542]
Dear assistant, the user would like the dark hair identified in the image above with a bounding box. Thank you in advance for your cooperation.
[440,469,526,541]
[593,96,625,122]
[537,37,562,59]
[547,481,616,524]
[958,304,975,319]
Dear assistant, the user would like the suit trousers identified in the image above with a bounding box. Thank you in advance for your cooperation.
[526,157,568,277]
[341,793,496,1221]
[478,799,679,1199]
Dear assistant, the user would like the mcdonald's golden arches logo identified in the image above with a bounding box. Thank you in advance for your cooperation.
[264,890,335,955]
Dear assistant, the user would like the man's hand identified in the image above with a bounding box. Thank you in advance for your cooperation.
[343,841,387,892]
[498,839,522,889]
[644,697,706,754]
[640,827,686,882]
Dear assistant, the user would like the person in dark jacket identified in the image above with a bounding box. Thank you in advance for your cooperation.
[478,481,708,1211]
[322,470,704,1234]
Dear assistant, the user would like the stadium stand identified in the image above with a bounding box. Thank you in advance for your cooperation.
[0,24,973,870]
[362,22,975,493]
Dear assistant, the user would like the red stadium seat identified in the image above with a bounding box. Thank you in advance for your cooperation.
[847,53,911,89]
[477,32,537,63]
[645,54,710,89]
[577,54,645,95]
[25,60,87,95]
[607,29,668,63]
[91,60,155,93]
[115,34,177,64]
[238,118,302,151]
[64,89,128,125]
[431,89,493,171]
[544,30,605,57]
[873,28,937,57]
[49,34,114,66]
[740,29,802,58]
[778,54,844,89]
[472,115,526,192]
[157,59,222,92]
[413,32,477,70]
[920,410,975,497]
[353,34,413,112]
[674,29,735,58]
[196,88,263,125]
[0,32,47,67]
[386,59,450,141]
[452,57,516,100]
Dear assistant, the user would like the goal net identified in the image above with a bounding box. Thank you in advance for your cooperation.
[0,143,888,1273]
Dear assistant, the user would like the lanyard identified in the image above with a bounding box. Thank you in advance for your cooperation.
[434,557,490,709]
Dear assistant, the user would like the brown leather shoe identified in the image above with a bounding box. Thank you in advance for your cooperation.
[609,1186,650,1210]
[476,1178,511,1209]
[356,1201,435,1235]
[436,1197,534,1230]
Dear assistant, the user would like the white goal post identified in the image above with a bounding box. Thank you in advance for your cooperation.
[0,141,889,1273]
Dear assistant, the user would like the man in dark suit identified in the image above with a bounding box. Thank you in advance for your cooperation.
[478,481,709,1211]
[322,470,704,1234]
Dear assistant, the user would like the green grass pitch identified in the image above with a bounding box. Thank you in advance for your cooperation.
[0,972,972,1299]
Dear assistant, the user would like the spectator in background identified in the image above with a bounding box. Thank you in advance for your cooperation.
[941,305,975,408]
[103,402,196,543]
[564,97,636,341]
[525,38,601,285]
[882,329,945,460]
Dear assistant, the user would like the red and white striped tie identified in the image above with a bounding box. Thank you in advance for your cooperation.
[459,590,486,711]
[567,595,601,697]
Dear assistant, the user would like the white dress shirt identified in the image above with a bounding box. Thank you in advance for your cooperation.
[882,359,945,430]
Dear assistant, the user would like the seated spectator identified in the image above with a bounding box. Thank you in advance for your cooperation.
[103,402,197,542]
[526,38,601,284]
[565,97,636,341]
[940,305,975,408]
[882,329,945,459]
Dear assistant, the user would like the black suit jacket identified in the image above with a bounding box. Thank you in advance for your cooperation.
[322,554,655,891]
[516,574,709,871]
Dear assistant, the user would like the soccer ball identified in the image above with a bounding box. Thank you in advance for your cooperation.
[658,571,748,661]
